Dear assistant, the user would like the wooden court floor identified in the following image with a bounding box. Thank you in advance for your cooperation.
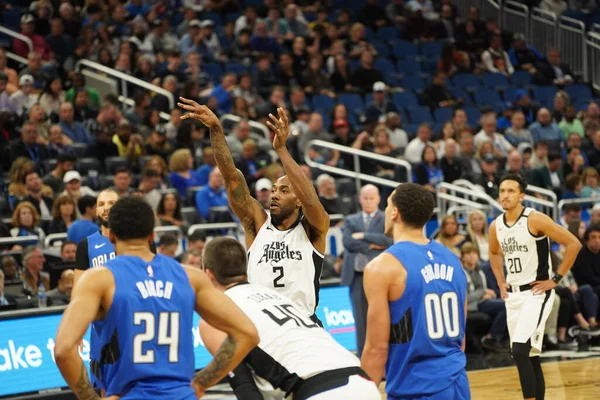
[379,358,600,399]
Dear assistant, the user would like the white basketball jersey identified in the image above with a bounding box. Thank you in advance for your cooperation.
[247,214,324,317]
[225,283,360,385]
[494,207,552,286]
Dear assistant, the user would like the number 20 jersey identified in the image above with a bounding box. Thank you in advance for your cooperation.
[92,254,196,399]
[385,240,468,399]
[494,207,552,287]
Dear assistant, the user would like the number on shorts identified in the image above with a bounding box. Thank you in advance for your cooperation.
[262,304,319,329]
[508,257,523,274]
[424,292,460,340]
[273,266,285,288]
[133,312,180,363]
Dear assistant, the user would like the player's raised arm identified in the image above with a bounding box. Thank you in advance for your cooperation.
[267,108,330,246]
[185,266,259,396]
[488,220,509,300]
[178,98,266,246]
[361,253,399,385]
[54,268,114,400]
[529,212,582,294]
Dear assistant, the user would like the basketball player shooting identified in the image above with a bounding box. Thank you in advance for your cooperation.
[178,98,330,323]
[489,174,582,400]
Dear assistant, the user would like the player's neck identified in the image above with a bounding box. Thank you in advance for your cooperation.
[393,225,429,244]
[100,225,110,237]
[114,241,155,260]
[273,210,300,231]
[505,204,525,222]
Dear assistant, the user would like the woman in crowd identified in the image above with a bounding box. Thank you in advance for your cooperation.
[168,148,200,200]
[143,155,169,190]
[38,77,65,118]
[465,209,490,262]
[434,121,456,158]
[414,145,444,194]
[10,201,46,246]
[48,195,78,234]
[156,192,187,231]
[580,167,600,199]
[436,214,466,257]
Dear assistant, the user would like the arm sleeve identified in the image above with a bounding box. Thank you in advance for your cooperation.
[75,238,90,271]
[227,363,264,400]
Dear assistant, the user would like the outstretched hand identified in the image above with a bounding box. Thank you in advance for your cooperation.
[266,107,290,151]
[178,97,220,128]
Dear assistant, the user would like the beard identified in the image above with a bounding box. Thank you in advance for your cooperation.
[98,214,109,228]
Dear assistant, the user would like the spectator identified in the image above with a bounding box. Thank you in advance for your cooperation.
[387,0,408,27]
[20,245,49,296]
[1,256,19,281]
[8,158,36,199]
[553,90,570,124]
[66,195,98,244]
[508,33,545,76]
[0,270,16,307]
[366,82,399,122]
[153,231,179,258]
[329,53,354,93]
[58,102,93,145]
[559,105,584,139]
[27,104,52,145]
[72,89,98,123]
[436,215,466,257]
[531,153,564,197]
[514,89,539,126]
[49,195,77,234]
[38,77,65,119]
[456,133,479,180]
[210,73,237,114]
[434,122,457,158]
[414,145,444,194]
[384,112,409,151]
[466,210,490,262]
[436,4,456,40]
[297,113,336,164]
[581,167,600,199]
[0,49,18,95]
[474,114,514,158]
[405,123,435,164]
[530,108,563,146]
[481,35,514,75]
[560,203,582,228]
[441,139,463,183]
[562,146,585,177]
[252,56,280,95]
[42,153,75,194]
[359,0,389,29]
[195,168,229,221]
[180,249,202,268]
[47,269,74,306]
[530,141,549,169]
[505,111,534,146]
[572,224,600,305]
[137,169,161,210]
[452,109,469,132]
[13,14,54,60]
[237,139,272,184]
[187,230,207,255]
[111,167,133,197]
[317,174,357,216]
[540,49,574,86]
[505,149,532,182]
[303,55,334,97]
[250,20,281,59]
[477,153,501,199]
[46,18,74,68]
[65,73,100,107]
[156,192,186,229]
[10,75,37,117]
[349,51,384,94]
[18,171,53,219]
[461,243,508,352]
[0,72,17,114]
[9,122,50,166]
[61,171,96,201]
[20,52,50,90]
[10,201,45,245]
[226,119,271,159]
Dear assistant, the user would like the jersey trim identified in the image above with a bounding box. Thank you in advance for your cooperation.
[75,237,90,270]
[502,207,526,229]
[535,238,550,281]
[312,251,323,311]
[245,346,302,396]
[389,308,413,344]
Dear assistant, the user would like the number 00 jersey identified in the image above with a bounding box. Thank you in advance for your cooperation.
[247,214,324,317]
[92,254,196,399]
[225,282,360,394]
[494,207,552,287]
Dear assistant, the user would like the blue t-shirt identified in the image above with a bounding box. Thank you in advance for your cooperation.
[194,185,229,219]
[67,220,100,244]
[169,171,200,200]
[93,255,195,398]
[384,240,468,399]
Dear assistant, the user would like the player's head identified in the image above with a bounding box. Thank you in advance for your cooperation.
[97,189,119,227]
[108,196,155,245]
[499,173,527,210]
[385,183,435,235]
[270,175,301,225]
[202,237,247,287]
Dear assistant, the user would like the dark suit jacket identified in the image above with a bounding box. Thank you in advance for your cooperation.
[9,139,50,170]
[340,210,393,286]
[16,195,54,216]
[531,166,563,189]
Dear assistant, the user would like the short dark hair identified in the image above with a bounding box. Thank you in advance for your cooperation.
[108,196,155,240]
[78,195,97,215]
[563,203,582,213]
[158,233,178,247]
[202,237,248,285]
[57,153,76,164]
[22,170,38,184]
[564,173,581,191]
[500,173,527,193]
[142,169,159,180]
[61,240,76,252]
[115,166,131,176]
[548,152,562,162]
[584,223,600,242]
[391,183,435,229]
[189,230,207,243]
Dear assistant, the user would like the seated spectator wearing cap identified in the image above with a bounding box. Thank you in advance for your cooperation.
[13,14,54,60]
[474,114,514,159]
[477,153,501,199]
[10,75,37,117]
[10,121,50,168]
[66,195,98,244]
[58,102,93,145]
[508,33,545,76]
[529,108,563,147]
[424,71,463,110]
[0,72,17,114]
[505,110,533,146]
[532,152,564,197]
[61,170,97,202]
[365,82,399,122]
[254,178,272,210]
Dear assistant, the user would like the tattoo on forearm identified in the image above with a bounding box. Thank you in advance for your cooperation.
[74,362,100,400]
[193,337,238,388]
[210,125,236,172]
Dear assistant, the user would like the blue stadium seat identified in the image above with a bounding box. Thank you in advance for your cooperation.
[349,59,361,72]
[392,41,419,59]
[393,91,420,108]
[433,107,454,123]
[420,42,443,60]
[321,113,331,129]
[450,88,474,105]
[397,59,422,76]
[533,86,558,108]
[482,73,510,90]
[200,12,223,26]
[453,74,481,91]
[304,12,317,22]
[408,107,434,124]
[2,9,21,32]
[364,26,375,41]
[404,123,420,136]
[313,95,336,114]
[371,41,391,58]
[203,63,223,82]
[510,71,533,86]
[374,58,396,75]
[225,12,241,23]
[401,75,425,92]
[574,101,589,112]
[225,62,247,75]
[337,94,364,114]
[464,107,482,127]
[566,84,593,103]
[474,89,504,107]
[383,73,399,87]
[376,26,400,41]
[503,86,522,103]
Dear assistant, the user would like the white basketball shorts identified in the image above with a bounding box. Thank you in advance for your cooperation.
[305,375,381,400]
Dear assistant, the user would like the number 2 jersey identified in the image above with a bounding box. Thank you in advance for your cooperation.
[92,254,196,399]
[225,282,360,395]
[385,240,468,399]
[494,207,552,287]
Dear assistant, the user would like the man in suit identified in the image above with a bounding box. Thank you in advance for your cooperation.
[17,171,53,219]
[532,152,564,198]
[341,184,393,356]
[9,121,49,170]
[539,49,574,86]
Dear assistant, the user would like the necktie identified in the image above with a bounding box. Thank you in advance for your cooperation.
[354,214,374,273]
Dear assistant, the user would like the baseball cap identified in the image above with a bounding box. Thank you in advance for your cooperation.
[19,74,34,86]
[255,178,272,192]
[200,20,215,28]
[513,33,526,42]
[592,203,600,213]
[21,14,35,24]
[514,89,528,102]
[63,170,82,183]
[373,81,386,92]
[189,19,201,28]
[482,153,497,164]
[333,119,349,129]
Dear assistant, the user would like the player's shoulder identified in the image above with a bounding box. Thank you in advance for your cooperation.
[78,265,114,287]
[366,252,404,277]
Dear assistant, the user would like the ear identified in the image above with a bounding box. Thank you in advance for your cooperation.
[148,231,155,247]
[108,229,116,245]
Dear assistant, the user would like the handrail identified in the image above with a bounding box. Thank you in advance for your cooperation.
[188,222,240,236]
[220,113,270,140]
[118,96,171,122]
[75,59,175,110]
[451,179,477,189]
[0,235,39,245]
[526,184,558,203]
[439,182,504,211]
[304,139,411,194]
[0,26,33,53]
[437,192,495,213]
[6,50,27,65]
[557,197,598,211]
[45,233,67,248]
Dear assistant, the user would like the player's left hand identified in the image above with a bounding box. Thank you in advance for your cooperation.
[266,107,290,151]
[532,279,557,295]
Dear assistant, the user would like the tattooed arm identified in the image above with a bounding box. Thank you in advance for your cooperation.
[178,98,267,247]
[185,266,259,396]
[55,268,114,399]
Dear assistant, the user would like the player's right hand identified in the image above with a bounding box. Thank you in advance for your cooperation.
[499,282,509,300]
[178,97,220,128]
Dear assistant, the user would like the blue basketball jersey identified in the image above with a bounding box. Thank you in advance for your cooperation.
[384,241,468,399]
[86,231,116,389]
[92,254,196,399]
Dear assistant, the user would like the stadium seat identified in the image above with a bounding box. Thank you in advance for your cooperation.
[0,197,10,217]
[450,88,474,105]
[401,75,426,92]
[200,12,223,26]
[376,26,400,41]
[420,42,443,60]
[453,74,481,91]
[393,91,420,108]
[186,186,204,206]
[397,59,422,76]
[533,86,558,108]
[510,71,533,86]
[371,41,391,58]
[181,207,201,225]
[313,95,336,114]
[408,107,434,124]
[474,89,504,108]
[203,63,223,82]
[374,58,396,76]
[566,84,593,103]
[392,41,419,59]
[69,143,89,158]
[503,86,522,103]
[42,159,57,174]
[464,107,482,127]
[482,73,510,90]
[349,59,361,72]
[335,178,357,196]
[76,158,102,175]
[104,157,129,175]
[434,107,454,123]
[98,175,113,190]
[225,62,247,75]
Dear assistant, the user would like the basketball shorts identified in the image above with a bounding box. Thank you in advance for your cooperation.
[506,289,555,356]
[293,367,380,400]
[306,375,380,400]
[387,370,471,400]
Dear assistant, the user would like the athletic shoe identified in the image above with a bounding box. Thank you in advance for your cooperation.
[580,326,600,336]
[481,337,510,353]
